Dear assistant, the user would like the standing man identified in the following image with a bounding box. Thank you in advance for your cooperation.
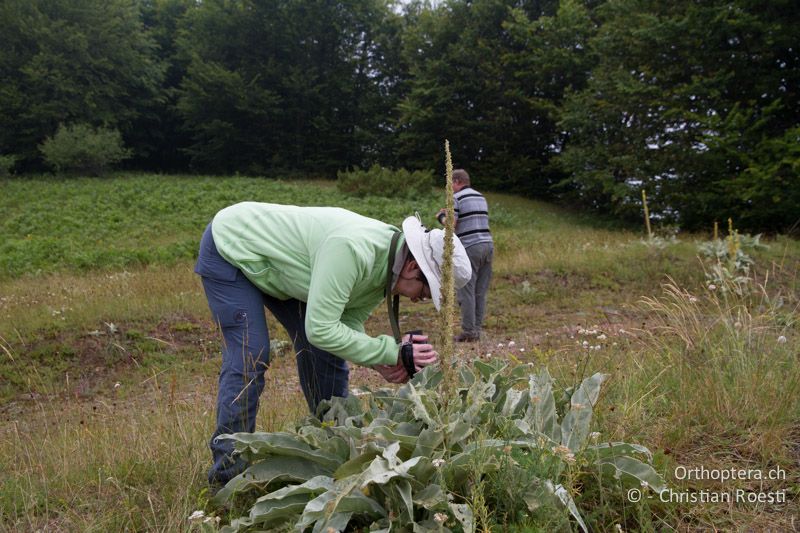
[438,169,493,342]
[195,202,471,486]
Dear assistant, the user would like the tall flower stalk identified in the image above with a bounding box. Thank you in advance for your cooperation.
[437,140,457,398]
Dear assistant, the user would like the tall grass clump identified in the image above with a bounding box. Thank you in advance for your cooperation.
[638,272,798,461]
[0,347,308,531]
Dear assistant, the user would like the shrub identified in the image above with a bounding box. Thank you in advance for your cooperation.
[0,154,16,177]
[337,164,434,198]
[39,123,132,176]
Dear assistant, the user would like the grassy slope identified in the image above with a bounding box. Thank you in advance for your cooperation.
[0,174,798,531]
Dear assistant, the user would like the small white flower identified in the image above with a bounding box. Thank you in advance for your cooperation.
[590,431,601,442]
[114,382,121,389]
[432,458,446,467]
[434,512,448,524]
[689,296,698,303]
[508,340,516,347]
[498,343,505,348]
[615,525,624,532]
[486,353,492,358]
[777,335,787,344]
[708,284,717,291]
[519,348,525,352]
[593,345,602,351]
[188,510,205,522]
[640,480,649,489]
[582,340,589,347]
[597,334,607,340]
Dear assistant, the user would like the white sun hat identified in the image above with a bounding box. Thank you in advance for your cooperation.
[402,215,472,310]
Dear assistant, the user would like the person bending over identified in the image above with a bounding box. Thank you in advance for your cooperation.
[195,202,471,486]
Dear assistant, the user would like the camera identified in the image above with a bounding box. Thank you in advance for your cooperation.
[405,329,424,343]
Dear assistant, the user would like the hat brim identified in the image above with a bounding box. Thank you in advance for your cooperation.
[402,217,443,310]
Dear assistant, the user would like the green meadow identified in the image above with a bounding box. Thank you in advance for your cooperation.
[0,174,797,531]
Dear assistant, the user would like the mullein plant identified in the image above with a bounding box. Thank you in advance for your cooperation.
[697,218,766,295]
[437,140,458,401]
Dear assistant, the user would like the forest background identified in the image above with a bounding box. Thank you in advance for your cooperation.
[2,0,798,233]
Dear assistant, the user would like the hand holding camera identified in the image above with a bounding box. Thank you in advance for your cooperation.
[399,330,438,378]
[374,330,438,383]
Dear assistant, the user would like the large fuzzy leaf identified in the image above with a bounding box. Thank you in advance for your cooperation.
[595,455,667,493]
[586,441,653,462]
[524,369,560,443]
[413,484,449,511]
[368,420,423,448]
[576,372,607,407]
[333,442,383,479]
[447,419,474,445]
[449,502,475,533]
[405,383,436,425]
[411,364,444,390]
[561,373,607,452]
[359,443,423,487]
[553,483,588,533]
[394,479,415,522]
[320,395,367,426]
[522,479,587,533]
[412,428,444,458]
[501,388,527,416]
[247,493,310,527]
[254,475,333,505]
[297,487,386,532]
[221,431,343,470]
[211,456,333,506]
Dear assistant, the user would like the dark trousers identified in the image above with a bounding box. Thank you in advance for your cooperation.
[195,224,349,485]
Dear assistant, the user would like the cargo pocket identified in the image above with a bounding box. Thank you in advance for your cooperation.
[212,304,250,330]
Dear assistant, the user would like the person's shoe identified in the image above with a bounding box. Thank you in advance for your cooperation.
[454,332,480,343]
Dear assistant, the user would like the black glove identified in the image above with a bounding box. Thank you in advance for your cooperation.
[400,329,424,377]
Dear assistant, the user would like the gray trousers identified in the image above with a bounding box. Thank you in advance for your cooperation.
[457,242,494,336]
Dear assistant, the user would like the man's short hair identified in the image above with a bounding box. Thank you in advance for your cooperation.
[452,168,470,185]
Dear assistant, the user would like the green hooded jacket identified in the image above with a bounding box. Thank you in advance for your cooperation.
[212,202,403,366]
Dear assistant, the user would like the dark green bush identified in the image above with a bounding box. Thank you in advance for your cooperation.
[39,123,132,176]
[0,154,17,177]
[337,164,434,198]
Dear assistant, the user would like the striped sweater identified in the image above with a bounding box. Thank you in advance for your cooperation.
[454,187,492,248]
